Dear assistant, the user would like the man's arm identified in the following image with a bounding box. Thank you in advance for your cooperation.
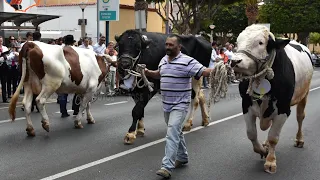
[201,68,215,77]
[145,68,160,79]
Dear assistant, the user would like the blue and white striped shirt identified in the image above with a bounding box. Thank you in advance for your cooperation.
[158,52,205,112]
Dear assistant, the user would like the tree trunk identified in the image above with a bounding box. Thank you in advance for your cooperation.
[297,32,310,46]
[134,0,148,32]
[245,0,258,25]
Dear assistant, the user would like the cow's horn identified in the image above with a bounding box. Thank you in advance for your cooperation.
[114,35,120,42]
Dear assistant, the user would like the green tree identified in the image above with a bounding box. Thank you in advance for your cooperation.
[201,2,248,44]
[309,32,320,53]
[258,0,320,45]
[149,0,242,34]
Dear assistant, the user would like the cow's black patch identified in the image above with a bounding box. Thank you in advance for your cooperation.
[191,89,196,99]
[288,43,303,52]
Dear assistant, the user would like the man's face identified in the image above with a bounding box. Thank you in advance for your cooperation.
[99,37,106,45]
[84,39,89,46]
[0,38,3,46]
[165,37,180,56]
[27,35,33,41]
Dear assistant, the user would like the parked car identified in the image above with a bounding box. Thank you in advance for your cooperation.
[311,53,320,67]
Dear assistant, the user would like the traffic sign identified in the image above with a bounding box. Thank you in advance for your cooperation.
[98,0,119,21]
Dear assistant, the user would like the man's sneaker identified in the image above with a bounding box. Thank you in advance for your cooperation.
[175,160,188,168]
[156,169,171,179]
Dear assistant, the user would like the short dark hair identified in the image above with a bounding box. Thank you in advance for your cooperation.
[33,31,41,41]
[167,34,182,45]
[212,41,217,46]
[26,32,32,38]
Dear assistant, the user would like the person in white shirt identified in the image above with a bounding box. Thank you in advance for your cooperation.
[106,49,117,96]
[93,36,106,56]
[204,41,218,88]
[0,36,9,103]
[79,37,94,51]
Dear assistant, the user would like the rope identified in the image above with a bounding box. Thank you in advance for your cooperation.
[125,64,154,92]
[207,61,229,116]
[236,49,276,96]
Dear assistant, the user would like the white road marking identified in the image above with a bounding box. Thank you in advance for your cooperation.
[0,117,25,124]
[55,110,73,114]
[0,100,56,110]
[104,101,128,106]
[39,85,320,180]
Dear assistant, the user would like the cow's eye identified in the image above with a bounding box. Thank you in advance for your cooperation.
[259,42,263,45]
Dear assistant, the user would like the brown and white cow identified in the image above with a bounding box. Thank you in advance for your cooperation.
[9,41,112,136]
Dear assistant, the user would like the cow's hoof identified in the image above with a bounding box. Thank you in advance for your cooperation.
[87,118,95,124]
[182,125,192,132]
[294,139,304,148]
[26,126,35,137]
[74,122,84,129]
[41,120,50,132]
[136,128,145,137]
[124,132,136,145]
[264,161,277,174]
[202,120,209,127]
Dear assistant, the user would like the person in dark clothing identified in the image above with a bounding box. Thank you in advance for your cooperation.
[58,35,77,118]
[63,35,81,116]
[0,36,9,103]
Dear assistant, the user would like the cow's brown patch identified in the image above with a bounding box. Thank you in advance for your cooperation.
[19,42,44,81]
[29,45,45,80]
[96,55,107,86]
[63,46,83,85]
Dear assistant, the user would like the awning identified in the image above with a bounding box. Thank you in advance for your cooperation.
[0,12,60,30]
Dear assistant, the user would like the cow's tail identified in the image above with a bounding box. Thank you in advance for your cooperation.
[9,57,27,121]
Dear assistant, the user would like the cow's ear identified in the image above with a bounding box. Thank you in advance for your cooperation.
[275,38,290,49]
[267,36,290,51]
[114,35,120,42]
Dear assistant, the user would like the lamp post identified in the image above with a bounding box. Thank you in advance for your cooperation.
[79,2,87,39]
[209,24,215,43]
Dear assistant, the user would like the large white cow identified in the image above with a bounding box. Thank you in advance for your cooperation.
[9,41,113,136]
[230,24,313,174]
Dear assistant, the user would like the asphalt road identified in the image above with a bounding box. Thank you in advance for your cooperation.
[1,69,320,180]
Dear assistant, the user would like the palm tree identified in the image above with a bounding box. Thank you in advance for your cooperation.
[245,0,258,25]
[134,0,149,31]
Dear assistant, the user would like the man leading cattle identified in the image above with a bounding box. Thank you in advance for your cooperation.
[230,24,313,174]
[144,34,215,179]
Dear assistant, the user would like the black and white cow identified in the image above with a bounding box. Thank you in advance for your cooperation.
[114,30,212,144]
[231,24,313,174]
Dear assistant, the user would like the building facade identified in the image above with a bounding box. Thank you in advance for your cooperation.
[0,0,166,43]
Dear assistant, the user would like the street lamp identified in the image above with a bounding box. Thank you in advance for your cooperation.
[79,2,87,39]
[209,24,215,43]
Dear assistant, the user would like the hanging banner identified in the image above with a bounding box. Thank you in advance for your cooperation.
[3,0,40,12]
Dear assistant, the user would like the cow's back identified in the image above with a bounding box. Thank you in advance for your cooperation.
[284,41,313,105]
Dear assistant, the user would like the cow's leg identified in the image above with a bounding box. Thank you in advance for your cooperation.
[74,92,92,129]
[198,89,209,126]
[36,84,59,132]
[244,109,268,158]
[124,90,154,144]
[264,114,287,174]
[294,93,308,148]
[86,102,95,124]
[22,83,36,136]
[183,98,197,131]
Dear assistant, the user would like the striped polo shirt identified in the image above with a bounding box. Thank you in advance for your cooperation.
[158,52,205,112]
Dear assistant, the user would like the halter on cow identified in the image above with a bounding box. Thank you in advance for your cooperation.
[8,41,112,136]
[115,30,212,144]
[230,24,313,174]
